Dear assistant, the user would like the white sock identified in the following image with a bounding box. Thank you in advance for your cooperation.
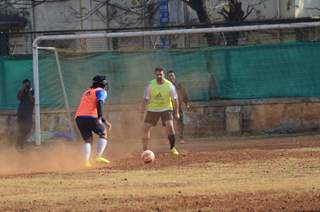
[96,138,107,157]
[83,143,91,162]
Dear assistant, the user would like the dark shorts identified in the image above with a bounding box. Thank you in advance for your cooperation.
[144,110,173,126]
[75,117,106,143]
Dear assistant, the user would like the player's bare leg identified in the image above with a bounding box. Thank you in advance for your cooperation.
[96,130,110,164]
[142,123,152,150]
[165,120,179,155]
[83,139,92,168]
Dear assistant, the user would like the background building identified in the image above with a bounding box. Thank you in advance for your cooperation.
[1,0,320,54]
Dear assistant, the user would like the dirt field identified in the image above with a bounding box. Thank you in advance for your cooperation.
[1,135,320,211]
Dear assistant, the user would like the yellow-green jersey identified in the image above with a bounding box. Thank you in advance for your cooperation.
[144,79,178,112]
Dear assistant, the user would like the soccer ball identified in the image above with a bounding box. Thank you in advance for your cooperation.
[141,150,155,164]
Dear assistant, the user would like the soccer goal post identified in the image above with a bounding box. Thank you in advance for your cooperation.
[32,21,320,145]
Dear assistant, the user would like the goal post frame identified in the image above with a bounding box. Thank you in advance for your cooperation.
[32,21,320,145]
[33,46,77,145]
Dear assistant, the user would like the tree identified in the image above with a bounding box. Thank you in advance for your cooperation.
[180,0,211,24]
[219,0,253,23]
[181,0,255,46]
[180,0,220,99]
[218,0,253,45]
[180,0,218,46]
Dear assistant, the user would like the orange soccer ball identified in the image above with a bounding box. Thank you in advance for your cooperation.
[141,150,155,164]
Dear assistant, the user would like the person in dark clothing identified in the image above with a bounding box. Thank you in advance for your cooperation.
[16,79,34,149]
[167,70,190,144]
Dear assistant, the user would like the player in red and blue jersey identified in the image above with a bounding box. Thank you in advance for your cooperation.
[75,75,111,168]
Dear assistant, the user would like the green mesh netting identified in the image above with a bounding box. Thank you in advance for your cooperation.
[1,42,320,110]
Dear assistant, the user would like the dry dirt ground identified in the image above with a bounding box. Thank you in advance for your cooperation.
[0,135,320,211]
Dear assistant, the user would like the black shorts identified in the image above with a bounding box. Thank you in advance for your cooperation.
[144,110,173,126]
[75,117,106,143]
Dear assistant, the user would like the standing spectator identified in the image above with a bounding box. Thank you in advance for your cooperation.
[167,70,190,144]
[16,79,34,149]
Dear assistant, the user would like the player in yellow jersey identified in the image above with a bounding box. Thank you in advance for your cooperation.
[140,67,180,155]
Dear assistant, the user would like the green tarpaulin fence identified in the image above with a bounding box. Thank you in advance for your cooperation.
[1,42,320,110]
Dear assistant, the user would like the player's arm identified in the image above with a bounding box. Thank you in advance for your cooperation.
[97,100,104,118]
[96,89,111,129]
[141,99,148,113]
[170,84,179,119]
[141,84,151,114]
[173,98,179,118]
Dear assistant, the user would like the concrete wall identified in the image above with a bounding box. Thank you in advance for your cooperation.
[31,0,143,31]
[295,0,320,18]
[186,0,297,23]
[2,99,320,143]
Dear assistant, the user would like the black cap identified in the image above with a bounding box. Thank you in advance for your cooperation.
[22,79,30,84]
[92,75,109,89]
[92,75,108,86]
